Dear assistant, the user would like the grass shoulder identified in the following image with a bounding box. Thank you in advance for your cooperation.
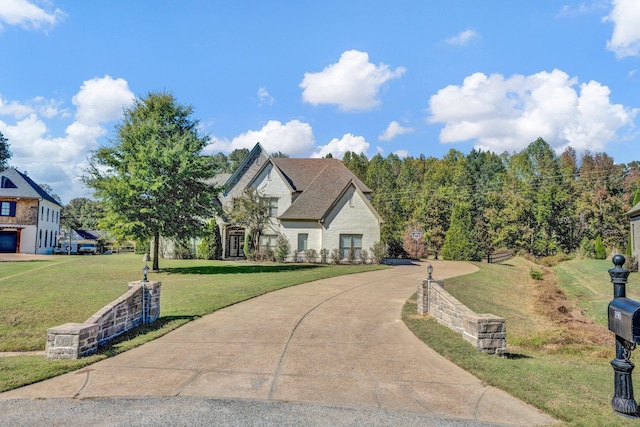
[403,256,638,426]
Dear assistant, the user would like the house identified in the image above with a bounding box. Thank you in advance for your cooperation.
[0,168,62,254]
[216,143,383,262]
[628,202,640,267]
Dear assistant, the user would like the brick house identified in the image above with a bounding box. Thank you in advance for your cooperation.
[216,143,383,261]
[0,168,62,254]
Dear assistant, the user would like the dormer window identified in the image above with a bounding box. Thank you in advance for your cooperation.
[1,176,17,188]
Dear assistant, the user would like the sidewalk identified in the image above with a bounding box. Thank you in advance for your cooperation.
[0,260,556,426]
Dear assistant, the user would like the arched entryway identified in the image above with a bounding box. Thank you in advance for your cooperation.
[225,226,245,259]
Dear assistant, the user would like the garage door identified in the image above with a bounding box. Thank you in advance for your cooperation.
[0,231,18,253]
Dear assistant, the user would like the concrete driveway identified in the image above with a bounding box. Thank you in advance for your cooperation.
[0,260,556,426]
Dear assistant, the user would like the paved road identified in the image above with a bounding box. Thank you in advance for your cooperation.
[0,260,557,426]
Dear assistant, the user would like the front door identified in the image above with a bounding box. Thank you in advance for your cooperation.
[229,234,245,258]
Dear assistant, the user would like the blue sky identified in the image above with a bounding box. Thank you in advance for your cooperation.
[1,0,640,203]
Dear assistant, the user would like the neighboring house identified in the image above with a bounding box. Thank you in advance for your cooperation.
[628,202,640,266]
[55,229,103,254]
[0,168,62,254]
[216,143,383,262]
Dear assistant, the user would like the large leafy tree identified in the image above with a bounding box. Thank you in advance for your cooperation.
[0,131,11,169]
[84,92,219,270]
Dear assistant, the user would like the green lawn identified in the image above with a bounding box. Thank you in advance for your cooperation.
[0,254,384,391]
[403,256,640,427]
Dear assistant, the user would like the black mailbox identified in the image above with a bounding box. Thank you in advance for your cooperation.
[609,297,640,343]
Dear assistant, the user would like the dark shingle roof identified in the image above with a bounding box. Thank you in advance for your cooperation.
[271,158,372,221]
[0,168,62,207]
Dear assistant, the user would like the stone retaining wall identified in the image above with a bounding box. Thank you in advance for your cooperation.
[45,280,161,360]
[417,278,506,355]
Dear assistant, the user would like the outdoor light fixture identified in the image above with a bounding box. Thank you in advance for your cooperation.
[427,263,433,280]
[142,253,150,282]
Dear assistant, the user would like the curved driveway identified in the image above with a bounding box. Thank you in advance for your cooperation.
[0,260,556,426]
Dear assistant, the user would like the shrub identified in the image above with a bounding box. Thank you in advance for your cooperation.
[331,248,341,264]
[173,239,194,259]
[306,249,318,263]
[197,219,222,260]
[579,237,595,259]
[594,235,606,260]
[387,238,409,258]
[275,235,290,263]
[529,267,544,280]
[359,249,368,264]
[320,248,329,264]
[348,248,356,264]
[370,241,387,264]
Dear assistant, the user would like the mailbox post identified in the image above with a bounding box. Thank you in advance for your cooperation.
[608,254,639,417]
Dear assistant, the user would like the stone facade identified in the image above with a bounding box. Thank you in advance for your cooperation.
[417,278,506,355]
[45,281,161,360]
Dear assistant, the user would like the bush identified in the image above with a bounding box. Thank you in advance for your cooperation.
[370,241,387,264]
[625,255,638,272]
[306,249,318,263]
[331,248,341,264]
[579,237,595,259]
[594,235,606,260]
[359,249,368,264]
[529,267,544,280]
[197,219,222,260]
[387,238,409,258]
[275,235,290,263]
[320,248,329,264]
[348,248,356,264]
[134,238,150,255]
[173,239,194,259]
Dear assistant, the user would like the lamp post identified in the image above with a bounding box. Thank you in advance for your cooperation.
[427,263,433,281]
[142,253,150,282]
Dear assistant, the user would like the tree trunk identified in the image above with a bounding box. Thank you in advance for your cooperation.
[153,231,160,271]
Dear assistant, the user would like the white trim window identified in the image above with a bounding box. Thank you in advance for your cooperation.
[260,234,278,250]
[268,198,278,217]
[297,233,308,252]
[340,234,362,259]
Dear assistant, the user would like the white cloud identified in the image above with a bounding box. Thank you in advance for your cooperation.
[393,149,410,158]
[311,133,370,159]
[300,50,406,112]
[0,0,64,31]
[428,69,636,154]
[257,87,275,106]
[207,119,315,157]
[445,29,479,46]
[605,0,640,58]
[379,120,414,141]
[73,76,135,125]
[0,76,135,203]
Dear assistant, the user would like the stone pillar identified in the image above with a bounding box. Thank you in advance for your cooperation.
[45,322,99,360]
[128,280,162,325]
[417,279,428,315]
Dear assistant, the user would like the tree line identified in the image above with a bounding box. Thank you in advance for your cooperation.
[341,137,640,261]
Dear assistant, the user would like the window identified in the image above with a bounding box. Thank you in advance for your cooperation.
[297,234,308,252]
[340,234,362,260]
[39,230,42,248]
[259,234,278,250]
[47,208,50,222]
[0,201,16,216]
[349,192,354,207]
[41,206,44,220]
[1,176,17,188]
[269,198,278,217]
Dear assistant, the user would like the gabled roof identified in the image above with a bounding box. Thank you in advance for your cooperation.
[269,158,375,221]
[628,202,640,218]
[0,168,62,207]
[222,143,269,196]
